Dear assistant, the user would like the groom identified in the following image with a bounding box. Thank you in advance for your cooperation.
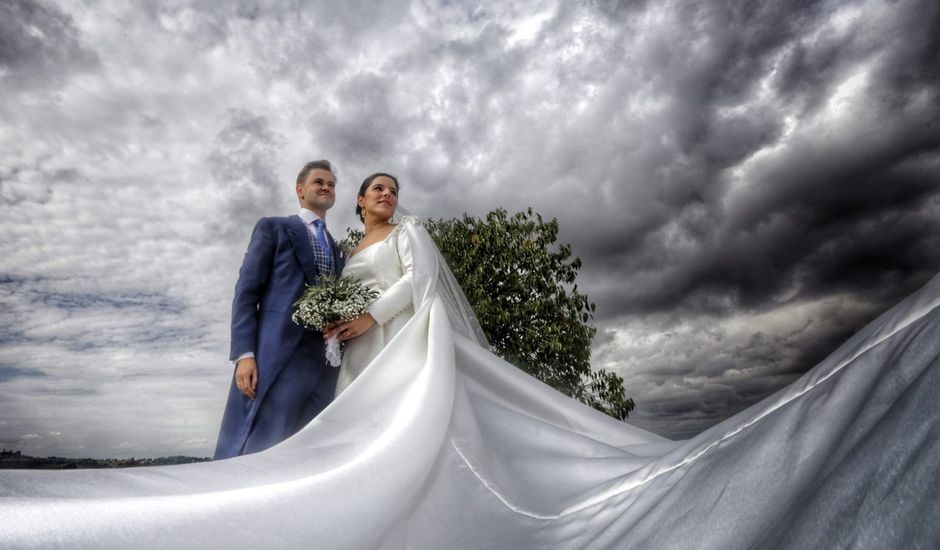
[214,160,345,459]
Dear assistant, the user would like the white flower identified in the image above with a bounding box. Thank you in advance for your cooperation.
[291,275,379,332]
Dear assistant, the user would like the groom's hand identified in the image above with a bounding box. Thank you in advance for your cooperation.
[235,358,258,400]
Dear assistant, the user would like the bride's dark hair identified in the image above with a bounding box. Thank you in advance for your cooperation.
[356,172,400,221]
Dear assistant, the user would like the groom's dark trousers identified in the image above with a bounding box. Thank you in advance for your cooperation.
[214,215,343,459]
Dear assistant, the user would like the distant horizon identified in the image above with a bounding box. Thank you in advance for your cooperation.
[1,448,210,460]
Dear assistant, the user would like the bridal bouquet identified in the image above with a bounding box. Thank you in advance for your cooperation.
[292,275,379,367]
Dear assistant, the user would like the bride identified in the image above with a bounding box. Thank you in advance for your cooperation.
[326,172,489,397]
[1,174,939,548]
[325,172,420,396]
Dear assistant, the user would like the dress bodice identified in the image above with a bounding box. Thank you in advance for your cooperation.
[335,221,416,396]
[343,244,384,293]
[343,222,415,325]
[344,233,403,294]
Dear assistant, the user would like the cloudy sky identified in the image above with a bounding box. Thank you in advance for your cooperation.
[1,0,938,458]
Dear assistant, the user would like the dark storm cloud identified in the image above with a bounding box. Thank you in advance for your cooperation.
[595,178,940,319]
[307,16,529,193]
[0,365,46,383]
[36,290,186,313]
[548,0,940,437]
[572,0,940,321]
[592,291,885,438]
[209,108,287,232]
[311,71,413,161]
[0,0,98,88]
[0,165,64,207]
[0,275,204,349]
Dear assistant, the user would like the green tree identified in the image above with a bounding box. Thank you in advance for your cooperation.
[344,208,635,420]
[428,208,634,420]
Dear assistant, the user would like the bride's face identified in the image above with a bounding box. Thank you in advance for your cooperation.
[358,176,399,222]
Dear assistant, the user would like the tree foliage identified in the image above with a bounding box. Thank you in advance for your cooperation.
[427,209,634,420]
[344,208,635,420]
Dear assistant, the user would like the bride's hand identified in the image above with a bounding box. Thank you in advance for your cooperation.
[325,314,377,341]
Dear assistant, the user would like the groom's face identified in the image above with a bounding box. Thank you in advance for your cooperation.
[296,168,336,217]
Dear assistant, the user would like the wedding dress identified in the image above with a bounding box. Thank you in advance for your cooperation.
[1,216,939,549]
[335,219,416,396]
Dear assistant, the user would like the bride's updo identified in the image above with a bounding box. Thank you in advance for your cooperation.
[356,172,400,221]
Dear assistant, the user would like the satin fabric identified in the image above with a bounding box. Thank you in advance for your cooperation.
[2,267,939,547]
[335,225,415,396]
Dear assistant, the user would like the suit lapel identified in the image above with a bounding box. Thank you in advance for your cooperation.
[286,216,320,284]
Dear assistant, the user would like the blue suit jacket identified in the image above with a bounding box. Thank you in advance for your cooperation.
[214,215,344,459]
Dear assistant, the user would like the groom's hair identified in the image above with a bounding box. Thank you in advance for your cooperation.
[296,160,335,185]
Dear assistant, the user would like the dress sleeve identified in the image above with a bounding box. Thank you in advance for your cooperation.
[368,222,415,325]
